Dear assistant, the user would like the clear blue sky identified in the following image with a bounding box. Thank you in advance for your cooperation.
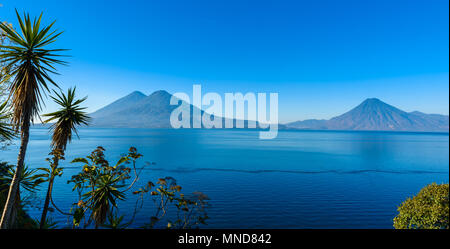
[1,0,449,123]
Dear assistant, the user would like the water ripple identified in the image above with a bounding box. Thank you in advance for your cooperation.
[115,167,448,175]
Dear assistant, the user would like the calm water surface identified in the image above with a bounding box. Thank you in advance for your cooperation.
[1,128,448,228]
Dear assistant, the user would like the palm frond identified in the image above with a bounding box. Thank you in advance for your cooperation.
[0,164,46,193]
[43,87,90,150]
[0,101,16,140]
[0,10,67,130]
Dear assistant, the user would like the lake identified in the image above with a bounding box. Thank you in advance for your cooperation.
[1,128,448,228]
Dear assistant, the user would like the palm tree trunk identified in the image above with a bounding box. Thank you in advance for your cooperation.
[9,192,20,228]
[40,167,56,228]
[40,145,63,229]
[0,119,30,229]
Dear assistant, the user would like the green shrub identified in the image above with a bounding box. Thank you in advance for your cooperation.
[394,183,449,229]
[1,161,41,229]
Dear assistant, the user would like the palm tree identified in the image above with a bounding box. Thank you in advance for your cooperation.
[39,87,89,228]
[0,10,66,228]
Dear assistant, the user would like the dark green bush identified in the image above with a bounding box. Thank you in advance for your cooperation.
[394,183,449,229]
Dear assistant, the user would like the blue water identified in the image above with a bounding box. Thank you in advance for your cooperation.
[1,128,448,228]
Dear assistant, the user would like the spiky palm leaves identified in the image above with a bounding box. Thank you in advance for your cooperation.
[0,24,15,144]
[0,102,14,141]
[43,87,90,150]
[89,174,125,227]
[0,10,66,228]
[0,10,67,130]
[39,87,89,228]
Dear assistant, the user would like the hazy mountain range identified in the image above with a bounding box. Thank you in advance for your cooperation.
[89,90,449,132]
[90,90,190,128]
[89,90,264,129]
[286,98,449,132]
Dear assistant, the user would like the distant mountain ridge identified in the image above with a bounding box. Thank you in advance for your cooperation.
[286,98,449,132]
[91,91,147,118]
[90,91,448,132]
[90,90,267,129]
[90,90,200,128]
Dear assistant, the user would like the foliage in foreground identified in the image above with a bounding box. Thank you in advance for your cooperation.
[1,10,208,229]
[64,146,209,229]
[0,161,45,228]
[39,87,89,228]
[394,183,449,229]
[2,146,210,229]
[43,87,90,150]
[0,101,15,142]
[0,10,66,228]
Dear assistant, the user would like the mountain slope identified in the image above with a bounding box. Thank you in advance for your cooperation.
[407,111,449,131]
[90,91,147,119]
[286,98,449,132]
[286,119,328,129]
[90,90,282,129]
[90,90,199,128]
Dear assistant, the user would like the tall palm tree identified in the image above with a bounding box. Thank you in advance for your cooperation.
[0,10,66,228]
[39,87,89,228]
